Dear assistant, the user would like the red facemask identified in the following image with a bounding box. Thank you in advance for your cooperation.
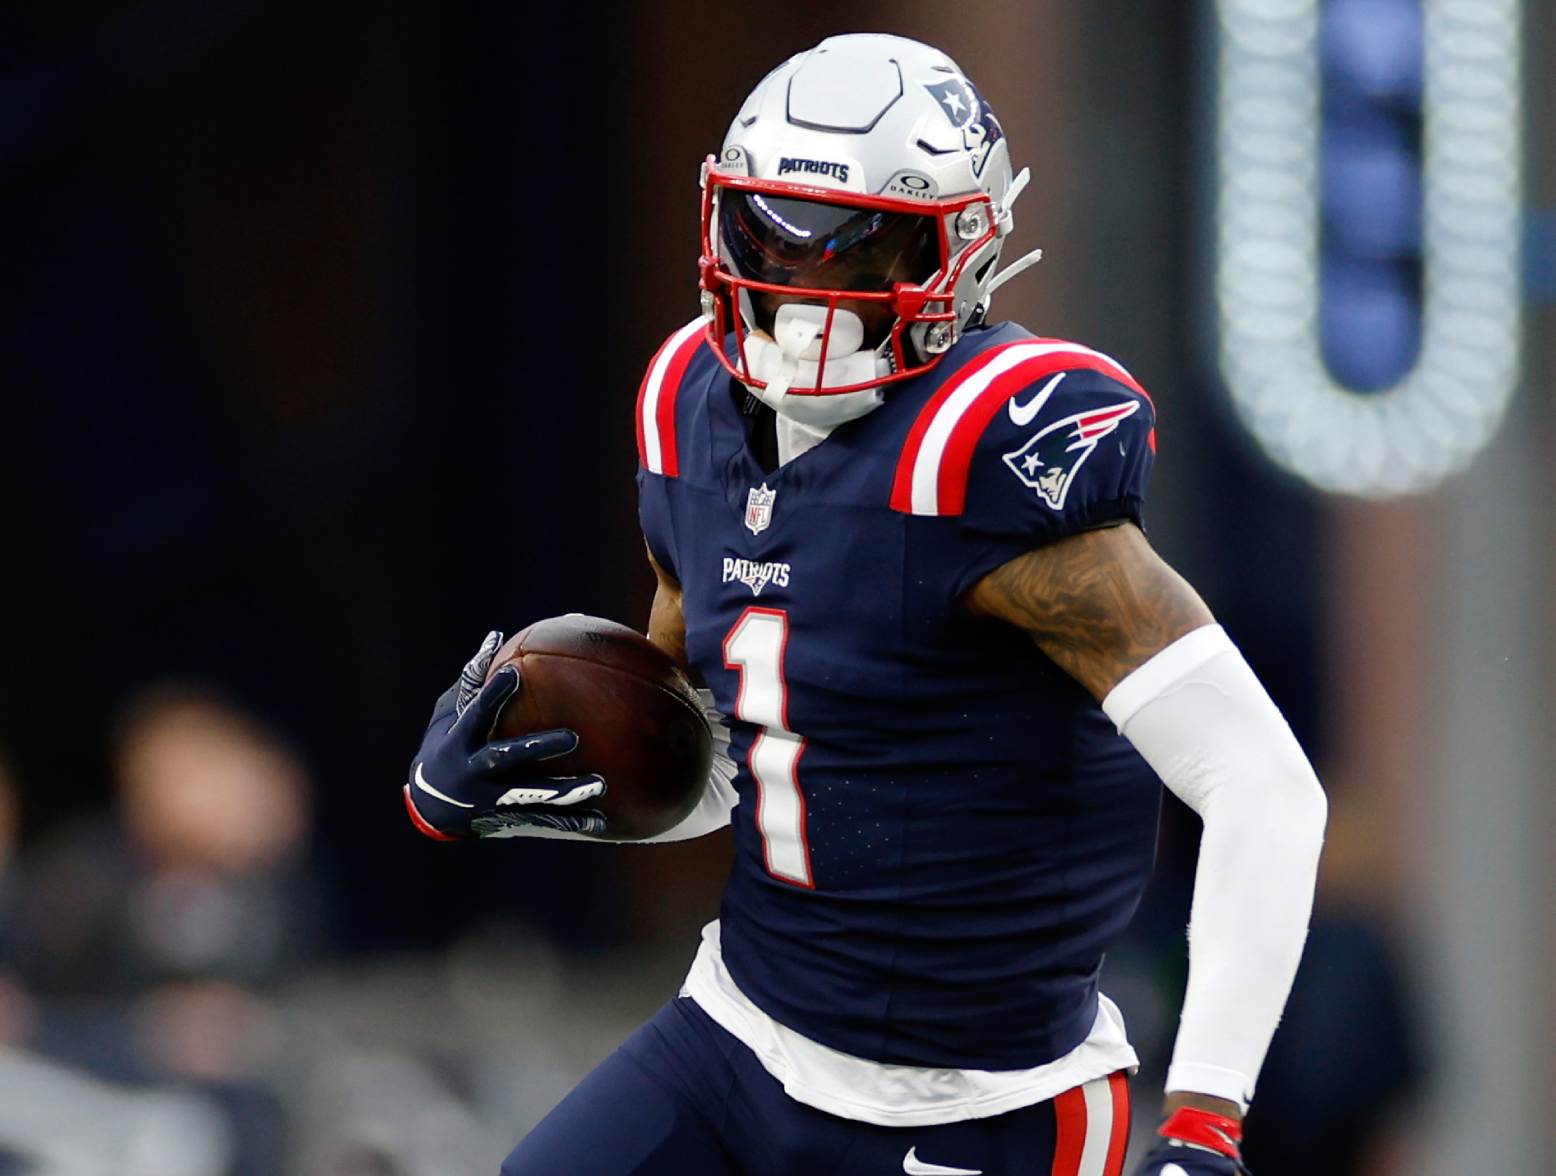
[698,159,1001,396]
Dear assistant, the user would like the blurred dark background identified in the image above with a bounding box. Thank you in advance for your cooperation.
[0,1,1549,1173]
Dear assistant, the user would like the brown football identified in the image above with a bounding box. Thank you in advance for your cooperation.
[485,614,711,841]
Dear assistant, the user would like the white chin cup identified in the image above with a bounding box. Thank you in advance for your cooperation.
[776,301,863,358]
[741,303,887,429]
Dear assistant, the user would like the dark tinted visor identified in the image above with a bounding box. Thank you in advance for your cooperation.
[719,190,940,294]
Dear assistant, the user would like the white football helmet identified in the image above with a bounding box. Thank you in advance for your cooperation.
[698,33,1038,412]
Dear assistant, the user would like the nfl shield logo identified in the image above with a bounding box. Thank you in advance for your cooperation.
[744,483,776,535]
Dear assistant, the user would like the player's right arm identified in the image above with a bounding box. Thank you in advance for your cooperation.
[402,548,736,844]
[645,544,689,670]
[401,631,609,841]
[500,540,734,842]
[638,543,741,840]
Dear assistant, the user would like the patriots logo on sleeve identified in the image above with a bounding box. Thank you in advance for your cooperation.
[1001,400,1141,511]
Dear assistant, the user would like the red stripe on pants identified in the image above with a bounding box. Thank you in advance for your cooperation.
[1104,1071,1131,1176]
[1050,1084,1088,1176]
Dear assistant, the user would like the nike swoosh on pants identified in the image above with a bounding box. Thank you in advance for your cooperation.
[902,1146,982,1175]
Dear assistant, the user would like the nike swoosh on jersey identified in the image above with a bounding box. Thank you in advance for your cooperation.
[414,762,473,808]
[1006,371,1067,427]
[902,1147,982,1176]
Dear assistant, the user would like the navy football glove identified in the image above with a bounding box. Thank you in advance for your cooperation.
[403,631,606,840]
[1131,1107,1249,1176]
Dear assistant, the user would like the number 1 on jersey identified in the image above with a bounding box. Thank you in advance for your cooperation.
[722,607,813,888]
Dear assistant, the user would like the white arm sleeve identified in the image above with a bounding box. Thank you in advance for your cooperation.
[494,689,738,843]
[1102,624,1327,1110]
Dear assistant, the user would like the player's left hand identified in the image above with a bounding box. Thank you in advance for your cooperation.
[1131,1107,1250,1176]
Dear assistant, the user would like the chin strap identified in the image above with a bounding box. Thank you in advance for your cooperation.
[1158,1107,1244,1160]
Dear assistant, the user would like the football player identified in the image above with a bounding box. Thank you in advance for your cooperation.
[405,34,1326,1176]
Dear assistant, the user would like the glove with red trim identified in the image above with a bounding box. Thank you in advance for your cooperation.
[1131,1107,1250,1175]
[403,631,606,840]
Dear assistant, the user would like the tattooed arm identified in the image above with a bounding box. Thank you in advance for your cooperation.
[964,521,1214,701]
[634,543,736,842]
[968,523,1323,1132]
[645,544,690,671]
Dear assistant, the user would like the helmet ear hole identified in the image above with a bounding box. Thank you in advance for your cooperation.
[973,255,996,286]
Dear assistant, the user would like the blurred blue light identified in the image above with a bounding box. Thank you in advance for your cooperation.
[1322,125,1423,256]
[1526,210,1556,304]
[1320,0,1424,393]
[1212,0,1522,496]
[1319,258,1423,390]
[1320,0,1423,102]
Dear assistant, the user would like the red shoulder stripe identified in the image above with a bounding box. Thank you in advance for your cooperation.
[635,319,708,476]
[891,339,1154,516]
[634,333,677,470]
[889,340,1038,512]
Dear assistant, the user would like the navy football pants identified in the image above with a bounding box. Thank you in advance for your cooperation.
[503,997,1131,1175]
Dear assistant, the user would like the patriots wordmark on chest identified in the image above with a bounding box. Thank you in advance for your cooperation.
[721,556,792,597]
[745,483,777,535]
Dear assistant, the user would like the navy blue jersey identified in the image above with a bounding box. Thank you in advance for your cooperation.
[635,319,1162,1071]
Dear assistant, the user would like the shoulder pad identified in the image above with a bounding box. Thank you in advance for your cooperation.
[890,338,1154,516]
[635,318,711,477]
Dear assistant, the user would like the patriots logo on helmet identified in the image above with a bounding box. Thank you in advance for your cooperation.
[923,77,1004,178]
[1002,400,1141,511]
[924,77,978,129]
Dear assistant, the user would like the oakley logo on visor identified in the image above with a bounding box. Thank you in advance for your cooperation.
[778,157,851,184]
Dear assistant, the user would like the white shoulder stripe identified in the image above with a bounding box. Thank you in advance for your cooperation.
[908,341,1135,515]
[640,318,707,475]
[911,342,1050,515]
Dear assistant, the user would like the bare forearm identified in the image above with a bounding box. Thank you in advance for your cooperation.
[1162,1090,1243,1123]
[645,545,689,670]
